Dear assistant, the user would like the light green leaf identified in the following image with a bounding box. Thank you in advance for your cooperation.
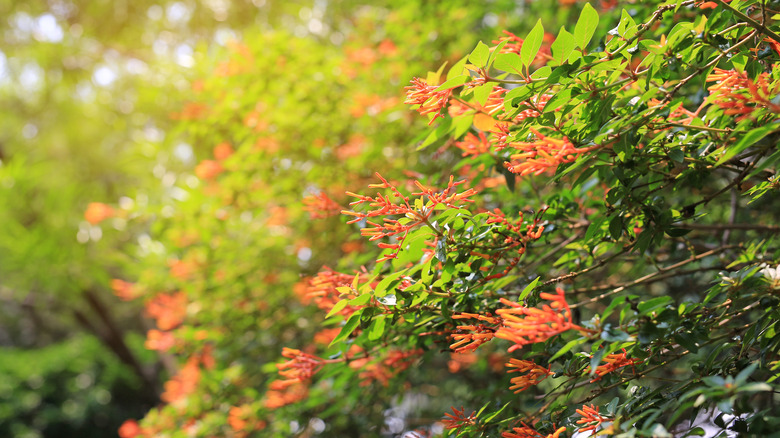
[468,41,490,67]
[574,3,599,50]
[716,124,778,166]
[551,27,576,65]
[521,19,544,68]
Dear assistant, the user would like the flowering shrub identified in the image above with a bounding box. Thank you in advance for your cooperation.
[98,0,780,436]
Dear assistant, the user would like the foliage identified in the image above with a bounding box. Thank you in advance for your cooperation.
[82,0,780,437]
[0,335,152,438]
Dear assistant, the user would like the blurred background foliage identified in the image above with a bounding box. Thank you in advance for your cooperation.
[0,0,601,436]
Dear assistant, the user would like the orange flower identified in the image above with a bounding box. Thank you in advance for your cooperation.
[505,359,552,393]
[161,356,200,404]
[118,419,141,438]
[706,68,780,120]
[495,288,588,352]
[274,347,324,387]
[84,202,115,225]
[449,313,500,353]
[503,423,566,438]
[576,404,610,433]
[144,329,175,351]
[145,292,187,330]
[264,382,308,409]
[195,160,224,180]
[213,142,234,161]
[504,128,601,176]
[591,350,641,382]
[443,406,476,431]
[404,78,454,124]
[455,132,491,157]
[110,279,139,301]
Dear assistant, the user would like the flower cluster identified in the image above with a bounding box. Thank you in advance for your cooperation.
[575,404,611,433]
[504,128,602,176]
[495,288,588,352]
[343,173,477,262]
[707,68,780,121]
[591,350,642,382]
[355,348,422,387]
[404,77,454,124]
[302,192,343,219]
[442,406,477,431]
[502,423,566,438]
[450,312,502,353]
[302,267,371,317]
[505,359,553,393]
[272,347,325,389]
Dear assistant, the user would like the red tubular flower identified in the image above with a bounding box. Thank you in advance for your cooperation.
[495,288,588,352]
[450,312,502,353]
[357,348,422,386]
[505,359,553,393]
[443,406,477,431]
[342,173,477,262]
[404,77,453,124]
[455,132,491,157]
[493,30,524,55]
[502,423,566,438]
[591,349,642,382]
[274,347,325,387]
[302,267,370,317]
[302,192,343,219]
[576,404,611,433]
[504,128,602,176]
[706,68,780,121]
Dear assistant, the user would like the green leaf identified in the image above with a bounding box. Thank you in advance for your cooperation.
[326,299,349,319]
[374,269,408,297]
[549,337,586,361]
[519,277,540,301]
[574,3,599,50]
[521,20,544,68]
[716,124,778,166]
[551,27,576,65]
[330,311,362,347]
[434,74,472,92]
[493,52,523,74]
[473,83,493,106]
[367,316,386,341]
[468,41,490,67]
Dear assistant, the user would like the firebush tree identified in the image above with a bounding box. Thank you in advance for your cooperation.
[100,0,780,437]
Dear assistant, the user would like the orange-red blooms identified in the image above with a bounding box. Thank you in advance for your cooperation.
[343,173,477,262]
[303,192,343,219]
[110,279,139,301]
[591,350,642,381]
[455,132,491,157]
[161,356,200,404]
[274,347,325,388]
[264,382,309,409]
[144,329,175,351]
[450,312,501,353]
[118,419,141,438]
[706,68,780,121]
[503,423,566,438]
[504,128,601,176]
[227,405,266,436]
[145,292,187,331]
[404,77,453,124]
[495,288,588,352]
[505,359,552,393]
[194,159,224,180]
[443,406,476,431]
[213,142,234,161]
[84,202,115,225]
[576,404,611,433]
[303,267,370,317]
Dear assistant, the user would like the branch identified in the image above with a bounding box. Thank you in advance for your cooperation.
[712,0,780,43]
